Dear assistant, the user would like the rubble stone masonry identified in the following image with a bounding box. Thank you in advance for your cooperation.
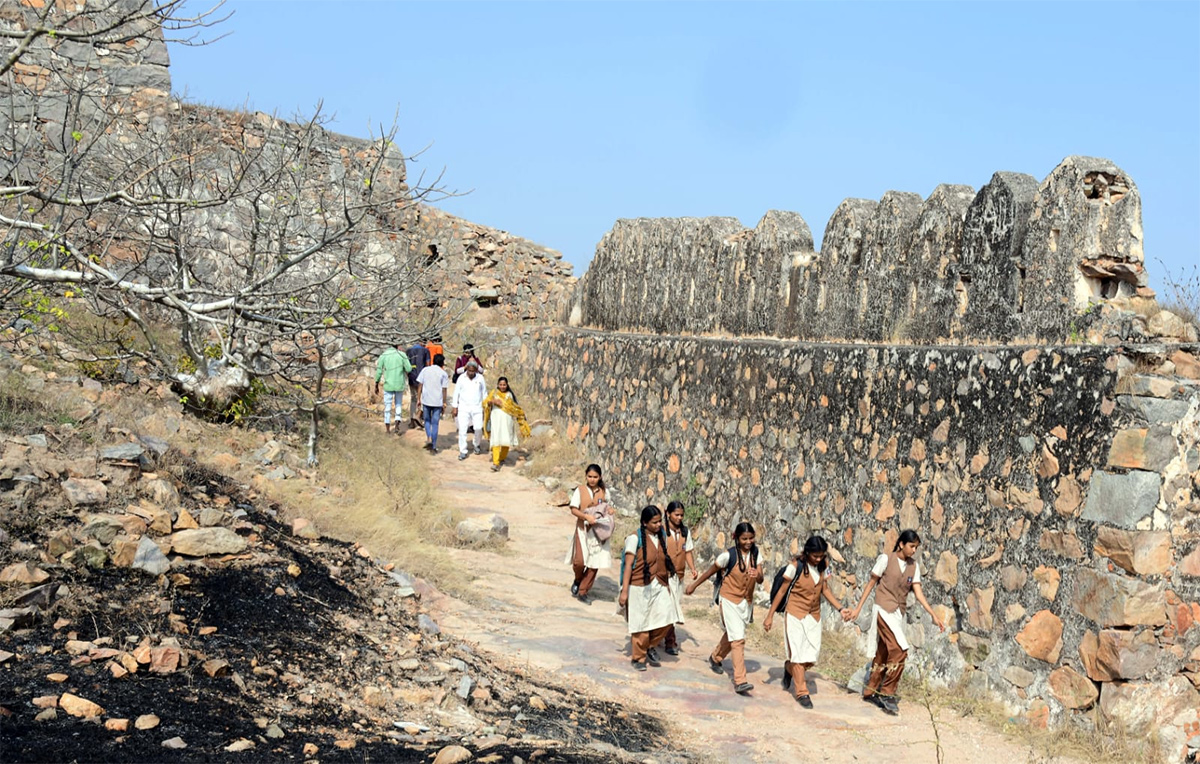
[524,328,1200,751]
[571,157,1151,344]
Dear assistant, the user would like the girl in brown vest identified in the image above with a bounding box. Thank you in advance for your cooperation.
[686,521,763,695]
[763,535,851,708]
[662,501,698,656]
[619,505,682,671]
[562,464,612,602]
[848,529,945,715]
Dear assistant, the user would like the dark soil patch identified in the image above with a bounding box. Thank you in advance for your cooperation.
[0,458,679,763]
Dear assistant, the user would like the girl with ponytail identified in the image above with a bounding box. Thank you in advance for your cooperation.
[564,464,611,602]
[848,529,945,716]
[763,535,852,709]
[662,501,698,656]
[619,505,681,671]
[686,521,763,695]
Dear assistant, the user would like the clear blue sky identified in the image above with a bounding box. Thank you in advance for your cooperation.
[169,1,1199,292]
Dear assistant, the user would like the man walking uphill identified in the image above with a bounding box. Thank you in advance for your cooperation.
[375,341,413,434]
[405,339,430,429]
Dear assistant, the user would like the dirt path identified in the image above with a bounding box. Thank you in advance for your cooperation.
[414,420,1075,764]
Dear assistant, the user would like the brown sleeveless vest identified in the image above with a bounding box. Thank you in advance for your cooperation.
[629,534,670,587]
[875,552,915,615]
[720,551,758,605]
[665,527,688,577]
[575,484,601,531]
[785,564,825,621]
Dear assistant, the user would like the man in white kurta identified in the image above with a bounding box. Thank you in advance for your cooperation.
[451,362,488,459]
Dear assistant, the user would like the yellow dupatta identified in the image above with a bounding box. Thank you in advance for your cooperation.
[484,389,531,438]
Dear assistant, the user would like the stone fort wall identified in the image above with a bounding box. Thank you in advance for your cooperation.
[569,157,1153,344]
[524,325,1200,750]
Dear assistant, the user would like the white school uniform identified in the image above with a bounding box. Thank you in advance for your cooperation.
[561,486,612,570]
[622,534,683,635]
[715,550,754,642]
[866,552,919,658]
[666,526,694,625]
[782,563,824,664]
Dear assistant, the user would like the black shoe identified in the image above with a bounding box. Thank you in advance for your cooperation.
[430,447,438,455]
[797,694,813,709]
[570,583,579,596]
[734,682,754,695]
[708,655,724,674]
[646,649,661,667]
[664,645,680,656]
[864,693,894,715]
[631,660,647,672]
[782,667,792,691]
[576,594,590,605]
[880,697,900,716]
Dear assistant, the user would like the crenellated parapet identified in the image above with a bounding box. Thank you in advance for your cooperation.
[571,157,1153,344]
[572,212,814,337]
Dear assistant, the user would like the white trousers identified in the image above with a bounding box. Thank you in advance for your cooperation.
[381,390,405,425]
[457,409,484,454]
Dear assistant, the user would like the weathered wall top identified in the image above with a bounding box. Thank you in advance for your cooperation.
[570,158,1157,344]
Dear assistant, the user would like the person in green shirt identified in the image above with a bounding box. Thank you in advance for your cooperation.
[374,342,413,434]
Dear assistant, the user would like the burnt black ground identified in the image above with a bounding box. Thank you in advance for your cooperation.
[0,461,674,763]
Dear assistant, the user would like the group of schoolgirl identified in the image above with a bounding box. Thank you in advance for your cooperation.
[563,464,945,713]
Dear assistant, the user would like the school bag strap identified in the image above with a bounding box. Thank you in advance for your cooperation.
[619,528,644,591]
[769,556,803,614]
[711,546,739,605]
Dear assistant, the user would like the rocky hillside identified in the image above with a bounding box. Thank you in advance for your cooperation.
[0,349,676,764]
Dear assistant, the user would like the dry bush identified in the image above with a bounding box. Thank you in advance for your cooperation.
[1157,261,1200,328]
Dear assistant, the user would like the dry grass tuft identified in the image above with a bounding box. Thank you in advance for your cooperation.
[256,410,470,596]
[1157,261,1200,328]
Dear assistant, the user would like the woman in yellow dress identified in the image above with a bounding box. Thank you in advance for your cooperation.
[483,376,530,471]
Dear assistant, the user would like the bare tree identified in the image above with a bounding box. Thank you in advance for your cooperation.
[0,0,463,462]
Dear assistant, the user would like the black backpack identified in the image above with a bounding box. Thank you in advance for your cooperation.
[769,557,803,613]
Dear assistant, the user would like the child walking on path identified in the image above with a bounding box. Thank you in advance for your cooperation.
[848,529,945,716]
[662,501,697,656]
[563,464,612,602]
[762,535,851,709]
[686,522,763,695]
[619,506,683,671]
